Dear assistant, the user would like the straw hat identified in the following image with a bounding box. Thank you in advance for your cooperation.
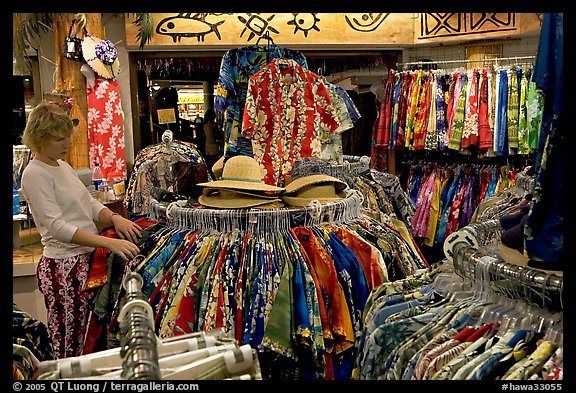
[212,156,224,179]
[197,155,284,193]
[198,188,281,209]
[282,174,348,207]
[82,35,120,80]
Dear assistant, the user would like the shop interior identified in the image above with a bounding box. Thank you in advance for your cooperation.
[132,50,398,159]
[12,12,564,382]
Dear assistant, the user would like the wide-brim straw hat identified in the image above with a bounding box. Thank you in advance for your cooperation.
[212,156,224,179]
[197,155,284,193]
[82,35,120,80]
[223,188,281,199]
[198,188,281,209]
[282,174,348,207]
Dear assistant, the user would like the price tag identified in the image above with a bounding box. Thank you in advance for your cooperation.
[157,108,177,124]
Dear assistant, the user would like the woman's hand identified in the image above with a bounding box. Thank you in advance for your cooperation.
[107,237,140,262]
[111,214,143,244]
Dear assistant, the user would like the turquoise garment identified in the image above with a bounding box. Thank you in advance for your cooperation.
[380,305,461,380]
[142,229,188,297]
[357,306,446,380]
[497,69,509,155]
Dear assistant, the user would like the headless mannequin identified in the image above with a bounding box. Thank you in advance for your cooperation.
[81,64,96,89]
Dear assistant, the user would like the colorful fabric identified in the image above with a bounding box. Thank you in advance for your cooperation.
[376,69,396,147]
[445,72,461,146]
[478,69,493,152]
[424,73,438,151]
[321,82,354,164]
[461,69,480,149]
[435,74,449,151]
[496,69,509,155]
[215,44,308,159]
[404,71,422,148]
[448,74,467,151]
[390,72,403,149]
[87,75,127,181]
[292,227,355,354]
[507,68,520,149]
[412,72,433,150]
[517,69,531,154]
[242,58,340,187]
[396,73,411,149]
[36,252,91,358]
[526,80,544,150]
[13,303,55,362]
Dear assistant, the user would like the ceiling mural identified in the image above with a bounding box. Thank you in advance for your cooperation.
[125,13,541,49]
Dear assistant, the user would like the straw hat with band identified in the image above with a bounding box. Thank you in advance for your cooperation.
[82,35,120,80]
[198,188,282,209]
[209,187,280,200]
[197,155,284,193]
[212,156,224,179]
[282,174,348,207]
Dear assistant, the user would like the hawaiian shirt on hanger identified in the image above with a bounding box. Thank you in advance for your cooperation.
[242,58,340,187]
[215,44,308,160]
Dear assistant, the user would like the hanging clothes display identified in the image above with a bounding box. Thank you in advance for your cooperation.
[355,217,563,381]
[215,43,308,161]
[109,188,429,380]
[123,132,210,216]
[13,145,32,190]
[404,161,526,246]
[87,74,128,181]
[320,80,361,164]
[374,64,542,158]
[242,57,341,187]
[523,12,564,269]
[13,303,55,379]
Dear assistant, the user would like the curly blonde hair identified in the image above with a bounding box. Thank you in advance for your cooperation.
[22,101,75,153]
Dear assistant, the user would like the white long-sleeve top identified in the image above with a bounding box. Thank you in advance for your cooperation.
[21,158,106,259]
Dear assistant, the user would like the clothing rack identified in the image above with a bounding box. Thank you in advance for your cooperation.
[515,167,535,194]
[445,219,563,311]
[13,145,32,190]
[396,55,536,69]
[149,189,364,233]
[118,272,161,380]
[332,155,371,177]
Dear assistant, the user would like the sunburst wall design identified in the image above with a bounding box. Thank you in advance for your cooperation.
[419,13,517,39]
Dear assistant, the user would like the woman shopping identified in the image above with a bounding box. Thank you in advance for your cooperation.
[20,101,143,358]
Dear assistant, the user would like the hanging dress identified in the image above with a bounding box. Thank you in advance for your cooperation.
[86,75,127,180]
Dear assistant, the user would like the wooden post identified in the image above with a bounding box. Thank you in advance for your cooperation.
[53,13,104,170]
